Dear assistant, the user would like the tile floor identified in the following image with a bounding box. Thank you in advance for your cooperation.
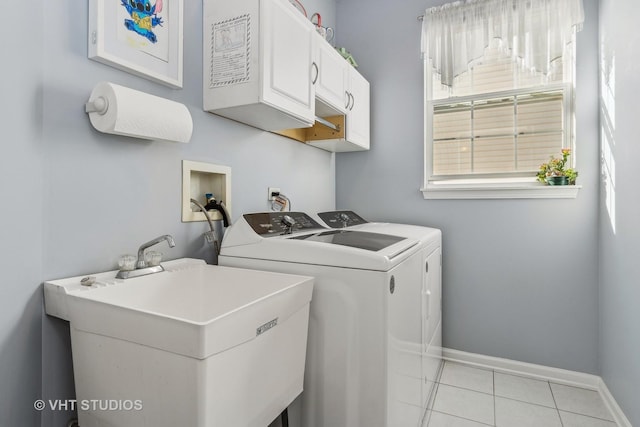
[424,361,618,427]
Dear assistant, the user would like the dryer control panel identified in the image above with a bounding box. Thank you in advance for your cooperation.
[243,212,324,236]
[318,210,368,228]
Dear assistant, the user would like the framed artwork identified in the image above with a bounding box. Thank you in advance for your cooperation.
[88,0,184,88]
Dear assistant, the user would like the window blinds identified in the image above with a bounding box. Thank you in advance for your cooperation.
[432,90,564,175]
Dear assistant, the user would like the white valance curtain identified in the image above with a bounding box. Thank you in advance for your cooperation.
[421,0,585,86]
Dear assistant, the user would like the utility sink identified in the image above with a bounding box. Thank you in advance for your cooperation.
[44,258,313,427]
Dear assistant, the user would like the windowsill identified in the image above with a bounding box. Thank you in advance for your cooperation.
[421,177,581,199]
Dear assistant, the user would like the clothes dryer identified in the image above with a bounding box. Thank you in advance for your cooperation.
[316,210,444,408]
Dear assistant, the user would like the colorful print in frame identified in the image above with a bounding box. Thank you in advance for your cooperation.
[89,0,183,88]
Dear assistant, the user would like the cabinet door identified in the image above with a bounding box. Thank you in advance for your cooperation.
[261,0,315,125]
[345,68,370,149]
[315,37,348,114]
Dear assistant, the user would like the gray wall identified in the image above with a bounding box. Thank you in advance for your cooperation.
[4,0,638,425]
[598,1,640,424]
[335,0,601,374]
[0,4,44,427]
[0,1,336,426]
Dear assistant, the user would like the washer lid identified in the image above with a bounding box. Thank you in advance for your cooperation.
[315,210,442,246]
[289,229,405,252]
[220,213,420,270]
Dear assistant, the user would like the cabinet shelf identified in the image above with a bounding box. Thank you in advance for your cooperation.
[275,115,345,142]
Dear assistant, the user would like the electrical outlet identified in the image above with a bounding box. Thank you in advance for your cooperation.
[268,187,281,201]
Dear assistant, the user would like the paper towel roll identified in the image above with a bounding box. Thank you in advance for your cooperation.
[86,82,193,143]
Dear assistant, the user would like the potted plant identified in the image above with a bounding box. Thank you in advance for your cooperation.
[537,148,578,185]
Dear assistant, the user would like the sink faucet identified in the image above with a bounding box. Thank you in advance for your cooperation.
[137,234,176,268]
[116,234,176,279]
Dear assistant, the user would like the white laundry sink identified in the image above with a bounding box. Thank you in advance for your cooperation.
[44,258,313,427]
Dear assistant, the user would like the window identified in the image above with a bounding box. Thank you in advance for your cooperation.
[420,0,584,199]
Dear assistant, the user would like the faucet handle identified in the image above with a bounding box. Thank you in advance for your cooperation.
[118,254,137,271]
[144,251,163,267]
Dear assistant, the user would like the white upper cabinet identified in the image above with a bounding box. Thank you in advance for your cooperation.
[203,0,370,151]
[314,34,348,116]
[308,57,370,152]
[261,0,315,124]
[203,0,315,131]
[344,67,370,150]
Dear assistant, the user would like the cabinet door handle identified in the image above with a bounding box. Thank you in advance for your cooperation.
[311,62,319,85]
[345,92,354,110]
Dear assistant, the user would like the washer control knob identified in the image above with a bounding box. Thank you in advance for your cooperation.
[282,215,296,234]
[339,213,350,227]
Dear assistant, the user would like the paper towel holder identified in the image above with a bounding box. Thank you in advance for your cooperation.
[84,81,193,143]
[85,97,109,115]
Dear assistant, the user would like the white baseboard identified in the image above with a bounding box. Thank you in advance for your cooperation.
[598,378,633,427]
[442,348,600,389]
[442,348,631,427]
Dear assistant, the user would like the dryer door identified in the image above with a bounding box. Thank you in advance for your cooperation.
[385,250,425,426]
[422,247,443,411]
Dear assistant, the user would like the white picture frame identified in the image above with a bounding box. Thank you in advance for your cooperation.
[88,0,184,89]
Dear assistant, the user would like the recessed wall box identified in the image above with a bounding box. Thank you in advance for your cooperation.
[182,160,232,223]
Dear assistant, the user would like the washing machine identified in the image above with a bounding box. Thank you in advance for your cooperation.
[219,212,442,427]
